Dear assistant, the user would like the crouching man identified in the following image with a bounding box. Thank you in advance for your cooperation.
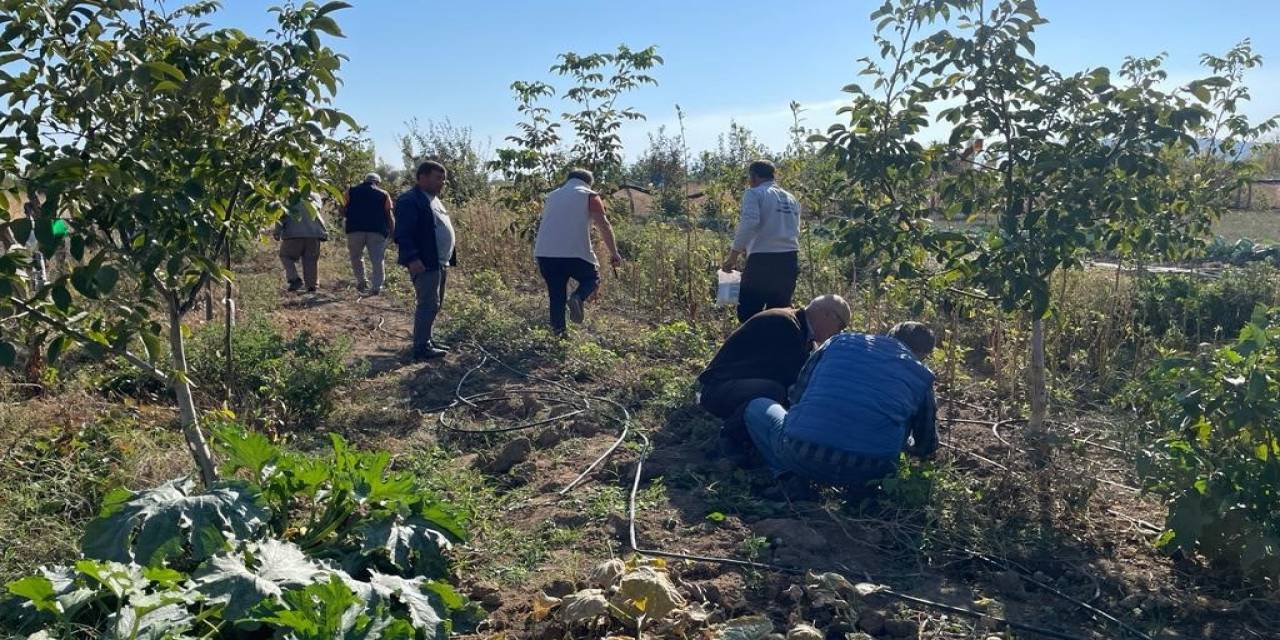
[696,294,850,464]
[743,322,938,493]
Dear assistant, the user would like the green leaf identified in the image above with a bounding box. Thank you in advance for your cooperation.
[46,334,71,364]
[81,478,268,567]
[213,425,280,481]
[309,15,344,37]
[71,266,99,299]
[317,1,353,16]
[107,603,194,640]
[193,539,326,620]
[366,571,444,634]
[95,265,120,294]
[51,283,72,310]
[142,61,186,82]
[5,575,58,614]
[358,514,452,578]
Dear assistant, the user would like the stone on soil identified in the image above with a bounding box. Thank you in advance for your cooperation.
[883,618,919,637]
[714,615,774,640]
[785,624,824,640]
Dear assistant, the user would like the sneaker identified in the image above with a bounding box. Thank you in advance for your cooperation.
[567,294,585,324]
[429,340,452,353]
[306,286,317,293]
[367,288,381,296]
[287,278,303,292]
[412,347,447,361]
[356,283,368,294]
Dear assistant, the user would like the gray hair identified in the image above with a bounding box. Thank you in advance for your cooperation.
[566,168,594,185]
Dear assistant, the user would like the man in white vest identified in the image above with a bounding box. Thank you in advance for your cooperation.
[721,159,801,323]
[533,168,623,335]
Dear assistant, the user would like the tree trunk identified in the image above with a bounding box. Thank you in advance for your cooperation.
[1028,315,1048,435]
[167,304,218,487]
[223,245,234,402]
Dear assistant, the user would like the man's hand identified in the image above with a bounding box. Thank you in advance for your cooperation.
[609,252,622,268]
[721,250,741,273]
[408,259,427,275]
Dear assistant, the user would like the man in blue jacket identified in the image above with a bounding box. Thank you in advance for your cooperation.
[742,322,938,492]
[395,161,457,361]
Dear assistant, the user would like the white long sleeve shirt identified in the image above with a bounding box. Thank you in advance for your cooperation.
[731,180,800,254]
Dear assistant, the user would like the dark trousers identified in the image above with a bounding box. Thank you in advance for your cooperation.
[737,251,799,323]
[411,267,447,352]
[699,378,788,441]
[537,257,599,334]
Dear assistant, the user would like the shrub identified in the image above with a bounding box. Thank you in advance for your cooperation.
[188,318,358,430]
[1127,306,1280,581]
[1134,265,1279,343]
[0,427,479,638]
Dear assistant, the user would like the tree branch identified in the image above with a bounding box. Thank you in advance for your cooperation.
[8,297,168,383]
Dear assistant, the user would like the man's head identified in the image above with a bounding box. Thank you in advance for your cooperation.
[566,168,594,185]
[416,161,447,195]
[889,321,935,360]
[748,159,775,187]
[804,294,851,344]
[363,172,381,185]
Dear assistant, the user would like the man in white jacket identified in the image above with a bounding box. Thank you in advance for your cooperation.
[720,160,801,323]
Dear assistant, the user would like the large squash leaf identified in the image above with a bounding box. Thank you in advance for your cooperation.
[192,539,326,620]
[366,572,443,636]
[82,478,268,567]
[357,514,452,578]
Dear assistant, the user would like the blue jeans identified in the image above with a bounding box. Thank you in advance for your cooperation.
[743,398,898,488]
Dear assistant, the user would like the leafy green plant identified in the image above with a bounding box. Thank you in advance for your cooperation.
[1135,266,1280,343]
[1129,306,1280,581]
[189,317,358,430]
[1,427,478,638]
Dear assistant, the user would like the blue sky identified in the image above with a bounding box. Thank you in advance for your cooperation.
[213,0,1279,166]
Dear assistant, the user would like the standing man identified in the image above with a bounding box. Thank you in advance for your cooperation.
[341,172,394,295]
[395,161,456,361]
[721,160,801,323]
[275,193,329,293]
[533,168,623,336]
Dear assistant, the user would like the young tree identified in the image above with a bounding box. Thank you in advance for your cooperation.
[0,0,356,485]
[552,45,663,189]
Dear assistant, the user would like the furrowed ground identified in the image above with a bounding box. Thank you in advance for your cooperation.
[4,207,1280,639]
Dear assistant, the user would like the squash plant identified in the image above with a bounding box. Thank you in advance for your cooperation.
[1,426,478,639]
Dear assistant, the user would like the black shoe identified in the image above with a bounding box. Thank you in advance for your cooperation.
[356,283,368,294]
[718,434,755,469]
[287,278,303,292]
[763,473,820,502]
[567,295,585,324]
[306,286,317,293]
[412,347,447,361]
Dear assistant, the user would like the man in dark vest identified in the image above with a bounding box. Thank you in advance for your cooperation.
[340,172,394,295]
[395,161,456,361]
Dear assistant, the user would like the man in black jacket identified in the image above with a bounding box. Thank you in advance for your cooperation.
[698,294,849,462]
[395,161,457,360]
[340,172,394,295]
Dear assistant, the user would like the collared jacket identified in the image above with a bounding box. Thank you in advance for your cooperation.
[785,332,937,461]
[394,187,457,271]
[697,307,811,389]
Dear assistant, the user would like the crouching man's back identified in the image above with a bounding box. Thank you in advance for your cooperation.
[743,323,938,490]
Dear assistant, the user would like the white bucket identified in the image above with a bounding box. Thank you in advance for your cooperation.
[715,270,741,307]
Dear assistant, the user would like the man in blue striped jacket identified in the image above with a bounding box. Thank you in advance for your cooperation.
[742,322,938,492]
